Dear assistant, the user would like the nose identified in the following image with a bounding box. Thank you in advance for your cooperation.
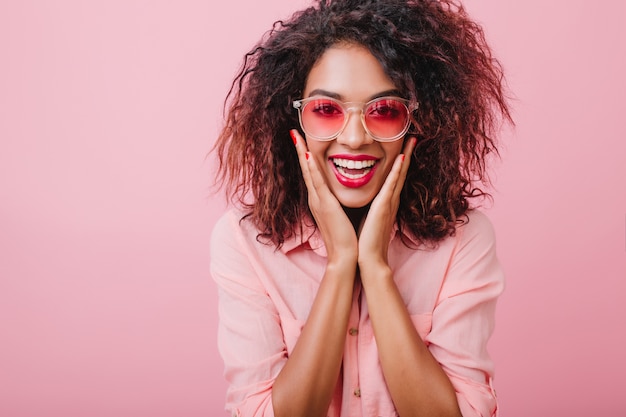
[336,108,374,149]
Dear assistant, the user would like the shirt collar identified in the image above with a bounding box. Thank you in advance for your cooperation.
[279,216,326,256]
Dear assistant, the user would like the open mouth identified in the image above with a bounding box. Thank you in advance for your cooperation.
[331,157,377,179]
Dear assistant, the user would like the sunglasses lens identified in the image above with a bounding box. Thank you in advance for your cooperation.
[300,98,345,139]
[364,99,409,140]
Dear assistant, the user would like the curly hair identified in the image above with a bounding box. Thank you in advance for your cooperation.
[213,0,512,248]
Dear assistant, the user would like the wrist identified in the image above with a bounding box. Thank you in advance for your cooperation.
[358,260,392,282]
[326,246,358,268]
[326,255,358,274]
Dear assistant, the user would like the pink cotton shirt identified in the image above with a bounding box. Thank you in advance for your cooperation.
[210,208,503,417]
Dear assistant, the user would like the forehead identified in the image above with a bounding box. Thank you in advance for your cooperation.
[303,43,397,101]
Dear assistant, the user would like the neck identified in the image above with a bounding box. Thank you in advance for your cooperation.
[343,205,370,231]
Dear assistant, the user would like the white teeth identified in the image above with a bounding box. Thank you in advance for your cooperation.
[331,158,377,179]
[331,158,376,169]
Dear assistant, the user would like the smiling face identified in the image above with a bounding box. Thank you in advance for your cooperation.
[302,43,406,209]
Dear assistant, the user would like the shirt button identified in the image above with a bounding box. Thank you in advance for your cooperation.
[354,388,361,397]
[349,328,358,336]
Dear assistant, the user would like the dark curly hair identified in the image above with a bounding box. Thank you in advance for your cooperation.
[214,0,512,248]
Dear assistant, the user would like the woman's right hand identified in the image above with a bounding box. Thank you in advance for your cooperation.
[291,129,358,266]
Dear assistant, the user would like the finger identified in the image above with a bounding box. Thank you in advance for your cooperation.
[372,152,404,207]
[388,152,406,197]
[372,136,415,207]
[305,150,333,197]
[291,129,336,207]
[384,136,416,193]
[392,136,417,200]
[291,129,314,190]
[291,129,308,167]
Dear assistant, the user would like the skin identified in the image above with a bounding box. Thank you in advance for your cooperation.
[272,43,462,417]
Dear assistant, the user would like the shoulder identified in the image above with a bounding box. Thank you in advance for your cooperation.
[211,207,258,242]
[210,208,259,258]
[455,209,497,249]
[210,209,270,288]
[438,209,504,298]
[210,209,237,251]
[211,208,241,239]
[446,209,501,276]
[210,208,294,269]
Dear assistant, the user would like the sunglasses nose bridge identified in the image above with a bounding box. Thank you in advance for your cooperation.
[342,104,368,133]
[336,104,373,147]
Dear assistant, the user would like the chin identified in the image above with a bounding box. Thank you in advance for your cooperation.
[334,190,376,209]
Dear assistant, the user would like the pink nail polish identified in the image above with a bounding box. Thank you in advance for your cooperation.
[290,130,297,145]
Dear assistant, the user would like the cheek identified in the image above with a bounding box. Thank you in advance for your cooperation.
[383,143,404,163]
[377,143,404,179]
[305,140,329,163]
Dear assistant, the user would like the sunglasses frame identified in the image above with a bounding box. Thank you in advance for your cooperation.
[292,95,418,142]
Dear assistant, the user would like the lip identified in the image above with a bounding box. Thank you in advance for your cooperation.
[328,153,380,188]
[329,153,379,161]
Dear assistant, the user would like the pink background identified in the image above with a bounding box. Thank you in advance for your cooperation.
[1,1,624,416]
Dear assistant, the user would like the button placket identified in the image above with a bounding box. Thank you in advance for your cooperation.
[341,281,363,415]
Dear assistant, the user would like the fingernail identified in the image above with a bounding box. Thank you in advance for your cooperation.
[412,137,417,146]
[401,154,405,162]
[305,152,310,160]
[290,130,297,145]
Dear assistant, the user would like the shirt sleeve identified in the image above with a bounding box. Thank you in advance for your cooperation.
[210,212,285,417]
[425,211,505,417]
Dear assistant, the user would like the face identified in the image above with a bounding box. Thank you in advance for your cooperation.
[302,43,405,208]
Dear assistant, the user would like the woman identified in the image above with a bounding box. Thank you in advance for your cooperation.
[211,0,512,416]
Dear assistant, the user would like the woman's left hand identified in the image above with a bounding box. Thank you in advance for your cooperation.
[357,137,416,269]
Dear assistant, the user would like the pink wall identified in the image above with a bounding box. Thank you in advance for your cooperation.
[1,1,624,416]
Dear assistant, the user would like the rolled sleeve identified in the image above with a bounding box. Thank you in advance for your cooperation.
[425,211,504,417]
[210,212,285,416]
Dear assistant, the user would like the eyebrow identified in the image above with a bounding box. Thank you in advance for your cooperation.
[307,88,405,101]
